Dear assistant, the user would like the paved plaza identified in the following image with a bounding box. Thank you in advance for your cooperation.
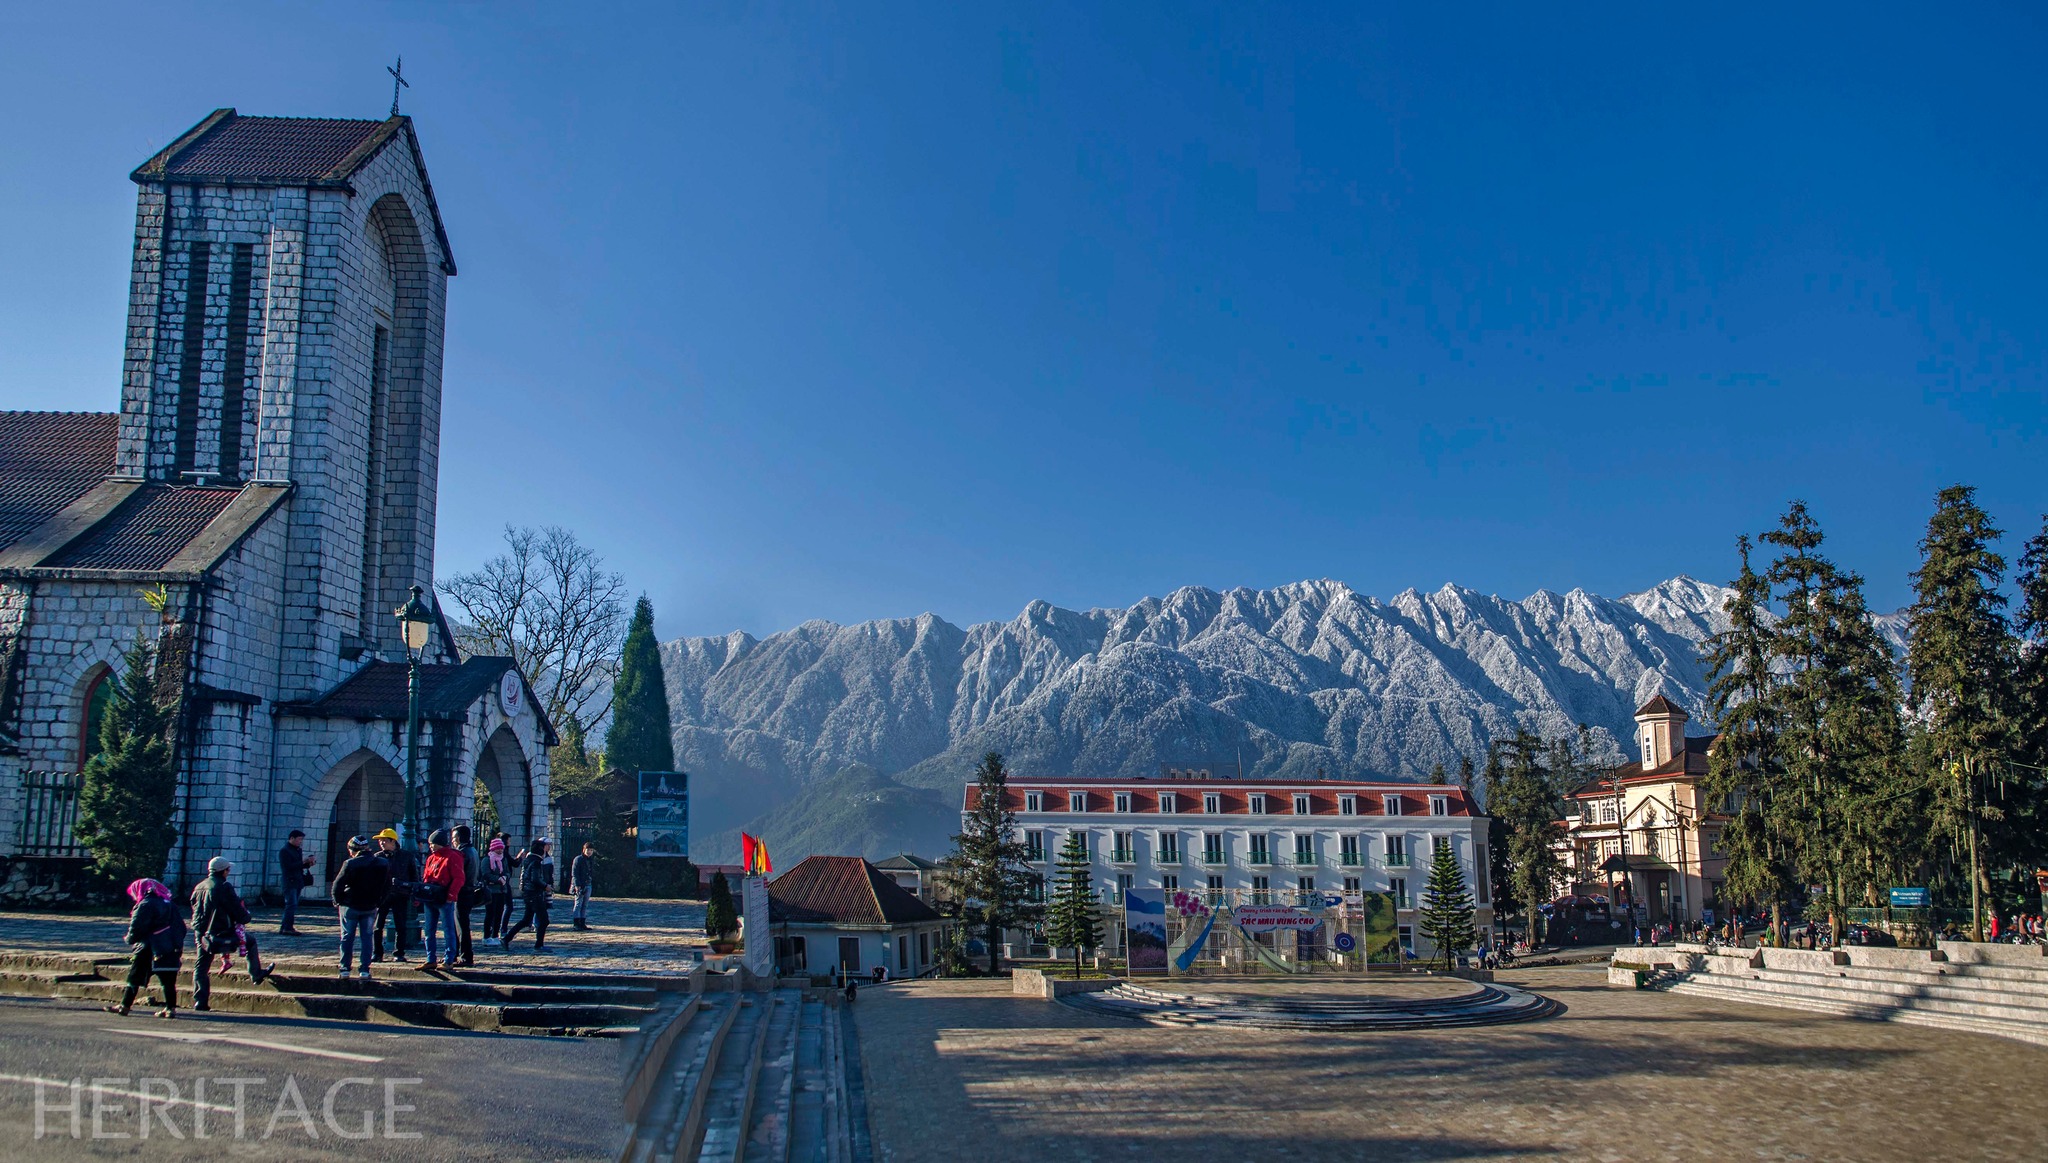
[854,963,2048,1162]
[0,897,709,975]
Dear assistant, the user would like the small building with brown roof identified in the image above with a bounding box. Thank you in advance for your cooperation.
[759,855,950,980]
[0,106,552,896]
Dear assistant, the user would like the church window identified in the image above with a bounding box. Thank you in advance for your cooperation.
[359,325,390,641]
[217,243,255,481]
[172,243,212,478]
[79,667,114,770]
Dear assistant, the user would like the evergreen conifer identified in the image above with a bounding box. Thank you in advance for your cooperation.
[1418,838,1477,969]
[74,638,178,888]
[605,596,675,777]
[1702,535,1797,939]
[1043,831,1102,977]
[705,870,738,941]
[945,752,1037,973]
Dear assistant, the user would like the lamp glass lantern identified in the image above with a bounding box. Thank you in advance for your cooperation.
[397,585,435,656]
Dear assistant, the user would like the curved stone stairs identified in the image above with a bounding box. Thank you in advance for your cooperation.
[1061,979,1561,1030]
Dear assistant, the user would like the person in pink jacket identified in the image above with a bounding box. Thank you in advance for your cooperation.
[419,830,468,970]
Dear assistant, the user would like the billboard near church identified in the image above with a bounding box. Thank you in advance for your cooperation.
[636,771,689,857]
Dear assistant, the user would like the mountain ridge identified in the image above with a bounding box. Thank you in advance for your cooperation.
[661,574,1785,865]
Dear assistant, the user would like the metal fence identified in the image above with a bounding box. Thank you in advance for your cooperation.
[17,771,87,858]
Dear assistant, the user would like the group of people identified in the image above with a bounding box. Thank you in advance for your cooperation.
[107,828,601,1017]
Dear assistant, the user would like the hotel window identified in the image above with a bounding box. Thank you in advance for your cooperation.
[1429,795,1449,816]
[1398,923,1413,949]
[1433,834,1452,857]
[1158,832,1180,863]
[1339,835,1360,866]
[1292,833,1314,864]
[1117,873,1133,894]
[1205,874,1224,902]
[1477,846,1492,904]
[1251,875,1271,904]
[1391,878,1409,908]
[1161,874,1178,891]
[1115,792,1132,813]
[1339,795,1357,816]
[1025,792,1043,812]
[1293,793,1312,815]
[1112,831,1136,862]
[1248,834,1271,865]
[1383,794,1404,816]
[1342,876,1360,893]
[1203,792,1222,814]
[1249,793,1269,814]
[1028,875,1046,903]
[1159,791,1178,814]
[1025,831,1045,862]
[1385,835,1407,867]
[1203,833,1225,864]
[1069,792,1087,812]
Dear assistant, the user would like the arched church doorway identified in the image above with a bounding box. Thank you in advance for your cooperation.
[324,753,405,883]
[472,725,532,849]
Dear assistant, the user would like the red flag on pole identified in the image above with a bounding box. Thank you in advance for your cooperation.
[741,833,772,876]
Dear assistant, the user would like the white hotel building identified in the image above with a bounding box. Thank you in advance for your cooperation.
[962,775,1493,955]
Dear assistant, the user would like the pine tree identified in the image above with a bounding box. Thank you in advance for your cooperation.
[1906,485,2016,938]
[604,596,674,777]
[1760,502,1906,934]
[2010,517,2048,874]
[74,638,178,888]
[1702,535,1797,938]
[705,870,737,942]
[1418,837,1477,969]
[945,752,1037,973]
[1042,831,1102,978]
[1482,730,1569,946]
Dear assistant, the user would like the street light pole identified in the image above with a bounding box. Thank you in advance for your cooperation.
[396,585,435,847]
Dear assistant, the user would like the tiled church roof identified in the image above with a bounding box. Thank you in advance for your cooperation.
[42,485,241,570]
[284,657,559,744]
[768,856,940,926]
[0,411,117,553]
[131,109,400,185]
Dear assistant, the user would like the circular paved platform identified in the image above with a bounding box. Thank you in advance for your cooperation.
[1060,977,1560,1029]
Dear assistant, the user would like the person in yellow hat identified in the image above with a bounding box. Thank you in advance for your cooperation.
[372,828,420,961]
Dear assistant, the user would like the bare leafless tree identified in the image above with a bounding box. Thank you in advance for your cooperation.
[438,525,629,733]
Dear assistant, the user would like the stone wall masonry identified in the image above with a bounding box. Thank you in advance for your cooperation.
[1936,940,2047,966]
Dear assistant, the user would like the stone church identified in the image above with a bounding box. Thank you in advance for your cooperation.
[0,107,553,899]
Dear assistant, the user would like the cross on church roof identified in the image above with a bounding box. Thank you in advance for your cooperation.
[388,57,410,117]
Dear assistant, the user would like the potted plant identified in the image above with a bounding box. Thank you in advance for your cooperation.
[706,871,739,953]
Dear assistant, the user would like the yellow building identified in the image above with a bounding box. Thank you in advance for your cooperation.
[1557,696,1730,927]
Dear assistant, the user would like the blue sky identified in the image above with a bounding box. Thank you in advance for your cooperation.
[3,4,2043,638]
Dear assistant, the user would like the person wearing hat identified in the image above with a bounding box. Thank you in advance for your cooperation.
[451,825,482,966]
[481,835,513,941]
[331,835,393,979]
[189,855,269,1011]
[501,837,555,952]
[372,827,421,962]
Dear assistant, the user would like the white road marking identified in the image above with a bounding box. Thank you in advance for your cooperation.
[101,1027,384,1063]
[0,1072,237,1113]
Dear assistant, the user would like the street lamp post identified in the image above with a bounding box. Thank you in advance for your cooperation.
[395,585,435,847]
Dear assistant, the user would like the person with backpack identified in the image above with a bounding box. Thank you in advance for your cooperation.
[418,829,467,970]
[500,837,555,952]
[190,855,269,1011]
[372,827,420,962]
[331,835,393,979]
[105,879,185,1018]
[451,825,482,965]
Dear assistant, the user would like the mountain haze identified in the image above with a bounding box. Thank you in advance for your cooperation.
[661,575,1766,865]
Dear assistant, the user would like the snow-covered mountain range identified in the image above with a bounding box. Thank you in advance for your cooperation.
[661,575,1795,865]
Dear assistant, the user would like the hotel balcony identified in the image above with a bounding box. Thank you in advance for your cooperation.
[1109,848,1137,865]
[1382,854,1410,868]
[1292,853,1317,866]
[1338,853,1363,867]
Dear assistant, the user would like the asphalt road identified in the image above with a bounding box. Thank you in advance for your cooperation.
[0,993,623,1160]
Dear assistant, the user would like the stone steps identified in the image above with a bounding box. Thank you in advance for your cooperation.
[1063,981,1559,1030]
[0,950,686,1036]
[693,992,774,1162]
[622,994,740,1163]
[1668,978,2048,1048]
[1714,968,2048,1028]
[785,997,832,1163]
[743,989,802,1161]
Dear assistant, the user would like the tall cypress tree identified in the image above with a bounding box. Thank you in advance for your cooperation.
[604,596,675,777]
[945,752,1037,973]
[1906,485,2015,938]
[2010,517,2048,880]
[1042,831,1102,978]
[74,638,178,887]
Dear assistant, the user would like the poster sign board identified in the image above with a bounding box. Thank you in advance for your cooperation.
[1124,889,1169,974]
[1232,905,1322,932]
[636,771,690,857]
[1889,887,1930,909]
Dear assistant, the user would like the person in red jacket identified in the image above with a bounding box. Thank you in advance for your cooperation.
[419,830,468,970]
